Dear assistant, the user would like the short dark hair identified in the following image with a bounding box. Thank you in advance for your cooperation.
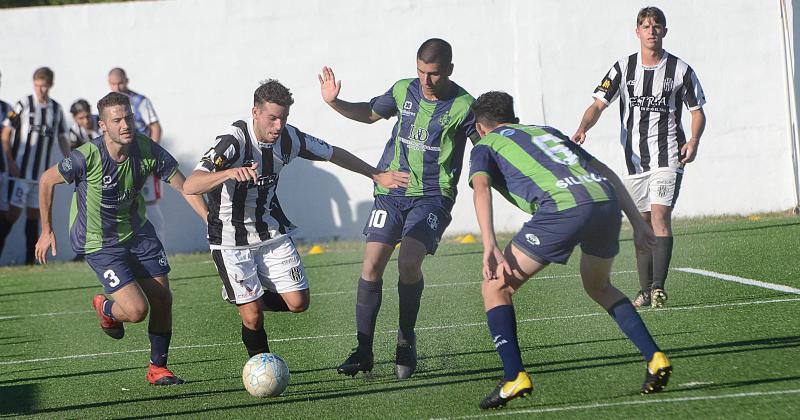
[108,67,127,78]
[254,79,294,107]
[417,38,452,66]
[33,67,54,85]
[97,92,131,117]
[637,6,666,26]
[471,91,519,126]
[70,99,91,115]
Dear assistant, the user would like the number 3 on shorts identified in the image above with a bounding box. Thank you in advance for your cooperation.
[368,210,387,229]
[104,269,121,287]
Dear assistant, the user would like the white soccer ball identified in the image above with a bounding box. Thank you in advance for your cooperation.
[242,353,290,397]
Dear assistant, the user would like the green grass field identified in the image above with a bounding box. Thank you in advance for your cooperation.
[2,214,799,419]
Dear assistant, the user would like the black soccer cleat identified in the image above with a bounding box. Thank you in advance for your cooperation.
[641,352,672,395]
[394,340,417,379]
[479,371,533,410]
[337,347,374,377]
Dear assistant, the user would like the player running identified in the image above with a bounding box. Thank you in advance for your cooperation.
[468,92,671,409]
[183,79,408,361]
[320,38,479,379]
[35,92,208,385]
[572,7,707,308]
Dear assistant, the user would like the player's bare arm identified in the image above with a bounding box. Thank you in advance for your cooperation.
[681,108,706,164]
[183,163,260,195]
[58,133,70,157]
[572,98,608,144]
[588,159,656,251]
[150,122,162,143]
[471,173,510,281]
[328,146,410,189]
[1,126,20,177]
[318,66,382,124]
[35,165,67,264]
[165,170,208,222]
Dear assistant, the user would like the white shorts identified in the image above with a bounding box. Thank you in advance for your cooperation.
[0,173,9,212]
[9,178,39,209]
[211,236,308,304]
[623,170,683,213]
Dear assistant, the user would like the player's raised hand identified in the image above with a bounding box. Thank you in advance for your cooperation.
[227,162,259,183]
[680,138,699,164]
[35,230,57,265]
[571,130,587,144]
[373,171,410,189]
[318,66,341,104]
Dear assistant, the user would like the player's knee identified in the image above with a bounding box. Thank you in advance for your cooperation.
[287,302,308,313]
[149,288,173,309]
[240,311,263,330]
[127,304,149,323]
[481,278,513,299]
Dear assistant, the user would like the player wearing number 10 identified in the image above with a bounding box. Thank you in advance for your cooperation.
[468,92,671,409]
[35,92,208,385]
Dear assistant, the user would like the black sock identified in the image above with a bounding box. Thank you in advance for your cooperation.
[262,291,290,312]
[0,218,12,256]
[355,277,382,353]
[397,277,424,344]
[636,249,653,292]
[25,219,38,265]
[148,330,172,367]
[241,323,269,357]
[652,236,674,289]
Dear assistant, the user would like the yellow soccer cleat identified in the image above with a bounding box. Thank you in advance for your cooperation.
[479,371,533,409]
[641,352,672,394]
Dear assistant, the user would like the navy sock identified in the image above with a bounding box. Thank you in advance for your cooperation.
[486,305,524,381]
[262,291,290,312]
[397,277,424,344]
[355,277,382,353]
[652,237,674,289]
[25,219,38,265]
[607,298,660,361]
[241,323,269,357]
[102,299,116,320]
[148,330,172,367]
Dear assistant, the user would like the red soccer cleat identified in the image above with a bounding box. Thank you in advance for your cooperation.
[147,364,186,385]
[92,294,124,339]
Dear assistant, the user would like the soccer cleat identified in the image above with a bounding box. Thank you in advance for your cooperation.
[641,352,672,395]
[337,347,374,377]
[479,371,533,410]
[632,289,651,308]
[394,340,417,379]
[147,363,186,385]
[92,294,124,339]
[651,288,668,308]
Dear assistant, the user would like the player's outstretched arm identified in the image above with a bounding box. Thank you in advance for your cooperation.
[183,164,260,195]
[681,108,706,164]
[166,170,209,222]
[571,99,608,144]
[328,146,409,189]
[35,166,67,264]
[588,159,655,252]
[318,66,383,124]
[471,174,510,281]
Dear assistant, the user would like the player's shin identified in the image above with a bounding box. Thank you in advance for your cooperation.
[635,248,654,292]
[355,277,383,352]
[397,277,423,344]
[486,305,524,381]
[652,236,673,290]
[241,323,269,357]
[148,330,172,367]
[607,298,660,361]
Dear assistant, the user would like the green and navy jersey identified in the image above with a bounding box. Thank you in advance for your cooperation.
[57,133,179,254]
[468,124,616,214]
[370,78,476,200]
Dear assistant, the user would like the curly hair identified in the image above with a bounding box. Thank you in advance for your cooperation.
[96,92,131,117]
[254,79,294,107]
[471,91,518,126]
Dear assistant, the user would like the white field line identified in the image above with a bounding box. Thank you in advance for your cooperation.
[0,270,639,320]
[1,295,798,366]
[675,267,800,295]
[437,389,800,419]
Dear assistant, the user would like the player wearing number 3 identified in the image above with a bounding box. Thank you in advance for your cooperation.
[35,92,208,385]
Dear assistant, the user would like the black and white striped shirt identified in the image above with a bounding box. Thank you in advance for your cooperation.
[593,51,706,176]
[196,118,334,249]
[0,99,11,173]
[4,95,67,180]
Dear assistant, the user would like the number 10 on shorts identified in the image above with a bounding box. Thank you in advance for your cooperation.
[368,210,387,229]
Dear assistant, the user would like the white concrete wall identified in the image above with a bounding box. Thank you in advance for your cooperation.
[0,0,793,262]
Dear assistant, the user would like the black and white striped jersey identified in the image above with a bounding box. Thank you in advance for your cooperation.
[593,51,706,177]
[0,99,11,173]
[3,95,67,180]
[196,118,334,249]
[68,114,102,150]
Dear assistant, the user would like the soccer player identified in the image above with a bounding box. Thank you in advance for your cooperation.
[108,68,167,243]
[183,79,408,361]
[319,38,479,379]
[469,92,671,409]
[67,99,102,150]
[0,70,14,258]
[572,7,707,308]
[1,67,70,265]
[35,92,208,385]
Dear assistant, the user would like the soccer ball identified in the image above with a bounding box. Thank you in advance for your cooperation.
[242,353,290,397]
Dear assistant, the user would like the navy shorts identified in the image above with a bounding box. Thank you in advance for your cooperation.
[84,222,171,294]
[363,195,454,254]
[511,201,622,265]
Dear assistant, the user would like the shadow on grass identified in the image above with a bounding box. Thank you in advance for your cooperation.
[0,383,38,415]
